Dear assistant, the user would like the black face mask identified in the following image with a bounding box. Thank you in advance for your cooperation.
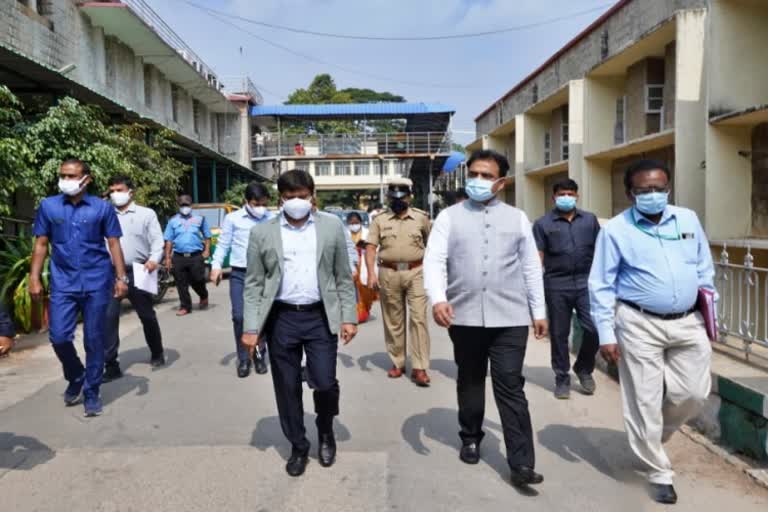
[390,198,408,214]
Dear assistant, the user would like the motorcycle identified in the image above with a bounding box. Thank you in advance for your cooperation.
[152,264,173,305]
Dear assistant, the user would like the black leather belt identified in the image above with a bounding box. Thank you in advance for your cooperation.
[273,301,323,312]
[174,251,202,258]
[620,300,695,320]
[231,266,247,272]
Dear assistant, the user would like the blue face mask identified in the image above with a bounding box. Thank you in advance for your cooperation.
[466,178,500,203]
[555,195,576,212]
[634,191,669,215]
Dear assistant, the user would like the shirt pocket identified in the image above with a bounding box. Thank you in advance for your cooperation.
[50,217,69,243]
[496,228,523,255]
[409,232,425,250]
[379,230,396,250]
[680,238,699,264]
[545,228,570,254]
[78,213,104,242]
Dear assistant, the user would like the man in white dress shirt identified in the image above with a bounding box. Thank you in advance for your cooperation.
[424,149,548,489]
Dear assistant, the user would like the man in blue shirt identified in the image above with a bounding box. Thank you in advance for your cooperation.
[210,182,274,378]
[0,302,15,356]
[30,159,128,417]
[163,194,212,316]
[588,159,715,505]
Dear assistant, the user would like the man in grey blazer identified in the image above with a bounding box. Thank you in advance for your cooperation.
[242,170,358,477]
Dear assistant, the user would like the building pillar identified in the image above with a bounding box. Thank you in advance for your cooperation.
[192,156,199,203]
[515,114,547,220]
[568,80,586,189]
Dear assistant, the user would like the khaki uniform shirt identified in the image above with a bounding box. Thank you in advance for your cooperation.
[367,208,431,263]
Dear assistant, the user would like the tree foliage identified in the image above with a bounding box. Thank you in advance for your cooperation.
[0,86,188,220]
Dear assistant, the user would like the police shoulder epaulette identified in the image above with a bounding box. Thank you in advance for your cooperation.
[411,208,428,216]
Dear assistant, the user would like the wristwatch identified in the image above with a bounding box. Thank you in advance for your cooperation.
[116,275,129,284]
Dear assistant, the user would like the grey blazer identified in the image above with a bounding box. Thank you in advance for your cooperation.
[243,213,358,335]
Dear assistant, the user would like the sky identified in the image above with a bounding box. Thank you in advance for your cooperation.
[146,0,614,144]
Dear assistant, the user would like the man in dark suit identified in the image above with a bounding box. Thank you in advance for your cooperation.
[242,170,358,477]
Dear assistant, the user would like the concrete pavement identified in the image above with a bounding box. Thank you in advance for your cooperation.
[1,284,767,511]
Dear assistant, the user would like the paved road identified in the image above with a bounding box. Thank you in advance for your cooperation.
[1,285,766,511]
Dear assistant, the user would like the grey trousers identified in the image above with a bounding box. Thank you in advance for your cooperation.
[615,303,712,484]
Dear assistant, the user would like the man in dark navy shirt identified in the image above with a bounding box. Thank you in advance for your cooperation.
[30,159,128,417]
[533,178,601,399]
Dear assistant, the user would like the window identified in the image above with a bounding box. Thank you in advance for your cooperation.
[544,130,551,166]
[496,102,504,127]
[354,161,371,176]
[192,100,201,135]
[600,30,609,60]
[335,161,352,176]
[646,84,664,114]
[561,106,569,161]
[293,162,309,172]
[532,84,539,104]
[315,162,331,176]
[614,95,627,145]
[143,64,153,108]
[171,84,180,123]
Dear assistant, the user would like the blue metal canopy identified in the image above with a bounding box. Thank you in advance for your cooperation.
[442,151,465,173]
[251,102,455,118]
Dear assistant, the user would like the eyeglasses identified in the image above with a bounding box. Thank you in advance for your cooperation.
[631,186,669,196]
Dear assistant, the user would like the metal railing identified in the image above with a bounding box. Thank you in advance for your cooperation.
[715,244,768,365]
[218,76,263,105]
[252,131,452,159]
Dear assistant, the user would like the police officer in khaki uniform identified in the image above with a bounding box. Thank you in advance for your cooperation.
[365,177,432,387]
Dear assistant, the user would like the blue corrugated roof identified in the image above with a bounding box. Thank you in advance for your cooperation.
[251,102,455,117]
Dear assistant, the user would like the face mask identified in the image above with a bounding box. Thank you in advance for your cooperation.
[110,191,131,207]
[179,206,192,216]
[245,204,267,219]
[282,197,312,220]
[349,224,362,233]
[58,176,87,197]
[390,198,408,214]
[465,178,500,203]
[634,191,668,215]
[555,195,577,212]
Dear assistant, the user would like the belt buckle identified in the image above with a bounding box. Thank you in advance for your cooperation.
[183,253,191,257]
[396,262,409,271]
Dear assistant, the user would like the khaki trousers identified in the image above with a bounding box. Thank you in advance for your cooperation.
[615,303,712,485]
[378,266,431,370]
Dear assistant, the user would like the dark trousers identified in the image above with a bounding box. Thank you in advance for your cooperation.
[172,253,208,310]
[449,325,535,469]
[49,289,111,397]
[229,268,266,363]
[546,288,600,385]
[104,269,164,366]
[266,305,339,453]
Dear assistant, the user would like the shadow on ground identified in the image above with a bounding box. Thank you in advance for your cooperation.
[357,352,391,373]
[100,348,181,406]
[0,433,56,470]
[250,415,352,460]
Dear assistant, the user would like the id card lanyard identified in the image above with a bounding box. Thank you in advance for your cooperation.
[632,215,680,241]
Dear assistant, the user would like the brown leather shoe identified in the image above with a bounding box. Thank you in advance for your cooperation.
[176,308,190,317]
[411,369,431,387]
[387,366,405,378]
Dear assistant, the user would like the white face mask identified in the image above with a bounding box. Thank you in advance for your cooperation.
[58,176,88,197]
[110,191,132,207]
[349,224,362,233]
[245,204,267,219]
[282,197,312,220]
[179,206,192,216]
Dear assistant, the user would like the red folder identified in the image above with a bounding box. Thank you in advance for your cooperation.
[697,288,717,342]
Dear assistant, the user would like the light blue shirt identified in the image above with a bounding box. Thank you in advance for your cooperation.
[163,213,212,253]
[588,205,716,346]
[276,213,321,305]
[211,207,275,270]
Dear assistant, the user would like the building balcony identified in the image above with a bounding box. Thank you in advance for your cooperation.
[252,131,451,161]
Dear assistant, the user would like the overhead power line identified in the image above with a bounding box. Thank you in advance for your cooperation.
[181,1,612,42]
[202,10,487,90]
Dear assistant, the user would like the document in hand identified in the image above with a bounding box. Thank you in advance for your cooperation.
[697,288,717,342]
[132,262,158,295]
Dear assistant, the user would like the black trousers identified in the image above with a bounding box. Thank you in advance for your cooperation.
[449,325,535,469]
[265,305,339,454]
[105,269,164,365]
[172,253,208,310]
[546,288,600,385]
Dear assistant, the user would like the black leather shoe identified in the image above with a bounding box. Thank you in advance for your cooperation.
[102,363,123,383]
[459,442,480,465]
[253,350,268,375]
[510,465,544,486]
[150,353,166,368]
[649,483,677,504]
[318,433,336,467]
[286,449,309,477]
[237,359,251,378]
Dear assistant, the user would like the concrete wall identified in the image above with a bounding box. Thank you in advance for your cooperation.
[706,124,752,240]
[751,124,768,237]
[0,0,249,169]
